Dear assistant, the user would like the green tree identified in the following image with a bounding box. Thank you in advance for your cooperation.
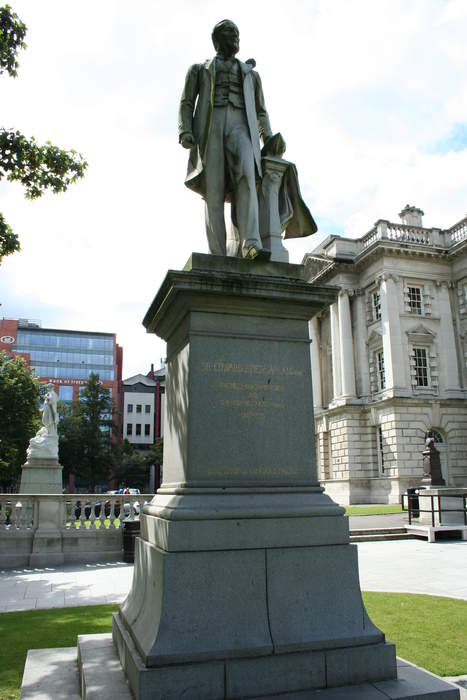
[0,4,87,263]
[112,438,163,491]
[0,351,40,488]
[58,373,114,491]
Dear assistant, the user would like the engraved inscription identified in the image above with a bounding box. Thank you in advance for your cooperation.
[201,361,302,419]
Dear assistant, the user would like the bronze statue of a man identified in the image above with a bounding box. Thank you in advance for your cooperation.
[179,19,273,260]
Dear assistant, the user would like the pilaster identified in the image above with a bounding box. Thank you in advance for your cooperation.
[379,274,407,393]
[338,290,356,398]
[436,281,461,394]
[330,302,341,400]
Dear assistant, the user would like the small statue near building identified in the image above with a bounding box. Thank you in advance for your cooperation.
[422,434,446,487]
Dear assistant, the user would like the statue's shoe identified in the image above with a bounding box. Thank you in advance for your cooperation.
[245,246,271,262]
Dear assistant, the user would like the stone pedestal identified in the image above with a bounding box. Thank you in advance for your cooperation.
[20,456,64,567]
[112,254,398,698]
[419,487,467,526]
[28,494,65,567]
[20,458,63,494]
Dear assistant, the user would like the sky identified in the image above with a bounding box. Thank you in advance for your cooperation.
[1,0,467,378]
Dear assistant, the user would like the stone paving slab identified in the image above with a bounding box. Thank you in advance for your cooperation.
[21,638,460,699]
[1,538,467,612]
[357,539,467,600]
[20,647,80,700]
[0,561,133,612]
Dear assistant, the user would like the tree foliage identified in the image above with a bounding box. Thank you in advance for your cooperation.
[0,4,87,263]
[58,373,114,491]
[0,128,87,199]
[112,438,163,491]
[0,351,40,488]
[0,211,19,257]
[0,4,26,78]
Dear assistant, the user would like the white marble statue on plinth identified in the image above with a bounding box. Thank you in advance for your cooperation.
[20,383,63,494]
[26,383,59,461]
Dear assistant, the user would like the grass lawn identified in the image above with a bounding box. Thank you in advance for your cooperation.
[363,591,467,677]
[345,504,403,516]
[0,604,118,700]
[0,593,465,699]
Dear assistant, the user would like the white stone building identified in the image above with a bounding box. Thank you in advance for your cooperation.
[122,368,165,448]
[303,205,467,504]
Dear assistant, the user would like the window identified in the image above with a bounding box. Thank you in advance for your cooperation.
[376,350,385,390]
[135,424,141,436]
[413,347,429,387]
[372,291,381,321]
[408,286,423,315]
[127,403,133,413]
[136,404,142,413]
[145,404,151,414]
[126,424,132,436]
[144,424,150,436]
[58,385,73,402]
[377,426,385,474]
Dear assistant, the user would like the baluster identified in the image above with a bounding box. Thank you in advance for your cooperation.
[9,502,17,529]
[89,498,97,530]
[17,500,25,530]
[79,499,87,530]
[99,497,106,530]
[108,498,116,529]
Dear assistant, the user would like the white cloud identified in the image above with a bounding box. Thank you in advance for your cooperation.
[1,0,467,376]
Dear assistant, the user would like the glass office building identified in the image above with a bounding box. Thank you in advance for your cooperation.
[0,319,123,421]
[14,328,115,381]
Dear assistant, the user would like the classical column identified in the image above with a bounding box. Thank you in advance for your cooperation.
[330,302,341,400]
[379,274,406,391]
[437,281,460,392]
[338,290,356,398]
[354,290,370,397]
[309,316,322,409]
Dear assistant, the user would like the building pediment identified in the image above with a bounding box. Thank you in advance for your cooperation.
[367,329,383,348]
[406,324,436,344]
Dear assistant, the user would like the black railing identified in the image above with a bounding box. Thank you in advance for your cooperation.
[401,491,467,527]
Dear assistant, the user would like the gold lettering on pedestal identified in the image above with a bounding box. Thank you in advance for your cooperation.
[201,361,304,377]
[206,466,302,478]
[201,361,303,419]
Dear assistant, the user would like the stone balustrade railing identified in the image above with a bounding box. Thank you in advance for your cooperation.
[0,493,151,531]
[447,217,467,245]
[361,215,467,251]
[0,493,153,569]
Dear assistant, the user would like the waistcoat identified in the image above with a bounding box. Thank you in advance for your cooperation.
[213,58,245,109]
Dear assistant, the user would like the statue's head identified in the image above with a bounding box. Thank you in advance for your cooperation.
[212,20,239,56]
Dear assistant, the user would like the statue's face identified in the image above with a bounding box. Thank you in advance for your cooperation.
[215,22,239,56]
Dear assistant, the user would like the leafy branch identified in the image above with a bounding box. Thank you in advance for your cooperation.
[0,4,88,263]
[0,128,87,199]
[0,4,26,77]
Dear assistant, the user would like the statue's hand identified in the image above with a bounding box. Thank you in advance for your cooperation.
[180,133,195,149]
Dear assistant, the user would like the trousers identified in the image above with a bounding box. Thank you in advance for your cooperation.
[203,104,263,257]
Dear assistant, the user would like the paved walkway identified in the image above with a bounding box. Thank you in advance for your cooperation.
[0,560,132,612]
[0,536,466,612]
